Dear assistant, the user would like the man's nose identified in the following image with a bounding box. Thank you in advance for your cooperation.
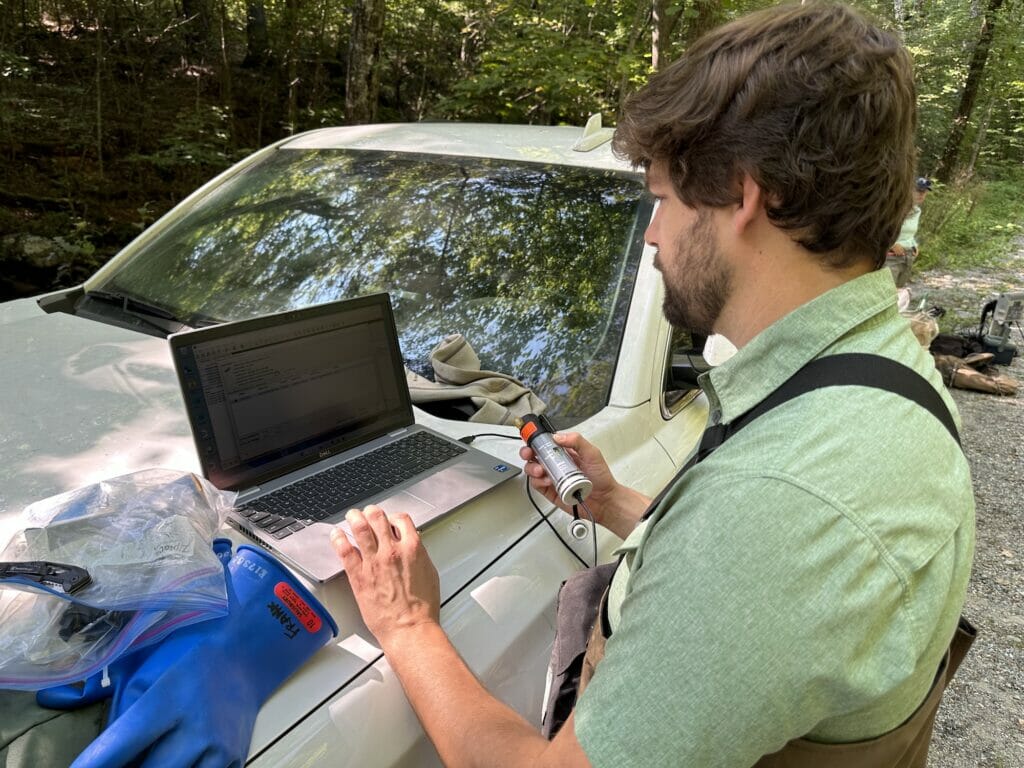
[644,219,659,249]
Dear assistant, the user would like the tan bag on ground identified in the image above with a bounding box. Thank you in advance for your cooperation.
[902,311,940,348]
[933,354,1019,395]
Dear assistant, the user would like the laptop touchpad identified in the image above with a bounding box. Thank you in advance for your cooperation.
[375,490,438,528]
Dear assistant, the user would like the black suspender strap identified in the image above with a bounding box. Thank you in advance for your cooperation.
[728,353,960,446]
[640,353,959,521]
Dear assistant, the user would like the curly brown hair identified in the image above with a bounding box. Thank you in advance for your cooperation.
[613,2,916,269]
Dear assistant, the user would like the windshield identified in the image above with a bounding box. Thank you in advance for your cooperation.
[94,148,650,425]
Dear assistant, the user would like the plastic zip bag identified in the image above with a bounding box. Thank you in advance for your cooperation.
[0,469,236,690]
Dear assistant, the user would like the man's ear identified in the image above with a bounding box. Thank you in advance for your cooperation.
[733,173,767,236]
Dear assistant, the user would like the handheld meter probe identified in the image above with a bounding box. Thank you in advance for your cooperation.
[516,413,597,549]
[516,414,592,504]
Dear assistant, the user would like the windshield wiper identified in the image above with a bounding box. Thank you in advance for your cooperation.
[81,290,193,337]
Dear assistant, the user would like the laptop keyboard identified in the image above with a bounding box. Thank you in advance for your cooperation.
[235,431,467,540]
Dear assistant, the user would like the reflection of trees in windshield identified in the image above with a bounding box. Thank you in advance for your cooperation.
[103,149,649,425]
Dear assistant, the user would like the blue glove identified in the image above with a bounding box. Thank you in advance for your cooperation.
[35,651,145,710]
[36,538,236,711]
[47,544,338,768]
[211,537,234,566]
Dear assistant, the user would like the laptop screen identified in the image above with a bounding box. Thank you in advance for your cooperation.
[171,294,412,491]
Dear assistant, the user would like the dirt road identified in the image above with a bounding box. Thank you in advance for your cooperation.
[905,258,1024,767]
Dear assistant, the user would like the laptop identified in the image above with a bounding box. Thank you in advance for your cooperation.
[169,293,520,582]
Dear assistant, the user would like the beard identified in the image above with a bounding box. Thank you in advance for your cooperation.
[658,209,733,336]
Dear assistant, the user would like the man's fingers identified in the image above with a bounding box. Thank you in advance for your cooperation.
[553,431,588,458]
[345,509,379,555]
[523,459,551,480]
[526,470,557,501]
[363,505,396,548]
[330,525,363,572]
[522,455,560,497]
[390,513,418,546]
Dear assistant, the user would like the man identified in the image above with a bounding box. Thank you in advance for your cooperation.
[330,3,975,767]
[886,177,933,287]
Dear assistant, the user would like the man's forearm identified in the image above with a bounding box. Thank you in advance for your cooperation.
[381,621,549,768]
[599,483,651,540]
[333,506,592,766]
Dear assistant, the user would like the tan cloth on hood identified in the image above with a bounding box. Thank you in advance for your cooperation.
[406,334,546,425]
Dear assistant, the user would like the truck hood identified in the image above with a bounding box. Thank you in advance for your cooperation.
[0,298,198,545]
[0,296,565,758]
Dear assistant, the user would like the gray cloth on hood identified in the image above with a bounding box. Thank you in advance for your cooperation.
[407,334,546,426]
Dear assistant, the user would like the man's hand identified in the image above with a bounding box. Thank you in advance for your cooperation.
[330,506,440,647]
[889,243,906,256]
[331,507,594,768]
[520,432,616,516]
[521,432,649,539]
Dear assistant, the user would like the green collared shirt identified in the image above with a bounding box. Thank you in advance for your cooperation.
[574,269,975,768]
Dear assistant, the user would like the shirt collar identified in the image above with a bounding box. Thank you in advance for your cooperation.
[702,269,899,424]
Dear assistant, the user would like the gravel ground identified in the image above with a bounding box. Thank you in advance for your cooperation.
[903,249,1024,768]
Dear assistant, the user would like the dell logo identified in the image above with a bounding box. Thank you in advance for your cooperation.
[319,448,332,459]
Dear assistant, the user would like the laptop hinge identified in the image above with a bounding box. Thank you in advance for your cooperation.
[235,487,261,503]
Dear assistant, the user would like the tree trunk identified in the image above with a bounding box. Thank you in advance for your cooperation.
[244,1,269,67]
[287,51,299,135]
[0,1,15,50]
[308,0,328,118]
[182,0,213,61]
[963,94,995,179]
[684,0,721,44]
[893,0,905,37]
[218,0,234,147]
[346,0,386,124]
[934,0,1005,183]
[94,3,104,179]
[284,0,300,135]
[20,0,28,52]
[651,0,684,71]
[616,0,651,113]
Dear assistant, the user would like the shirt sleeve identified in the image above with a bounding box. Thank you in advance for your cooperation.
[573,470,916,768]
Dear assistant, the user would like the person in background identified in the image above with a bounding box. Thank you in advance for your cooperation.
[886,176,932,287]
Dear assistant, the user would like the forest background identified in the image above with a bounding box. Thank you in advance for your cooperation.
[1,0,1022,302]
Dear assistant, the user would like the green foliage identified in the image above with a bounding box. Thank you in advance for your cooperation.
[434,0,646,124]
[1,0,1023,301]
[918,169,1024,271]
[128,105,244,175]
[69,218,97,256]
[0,50,32,78]
[902,0,1023,175]
[378,1,463,121]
